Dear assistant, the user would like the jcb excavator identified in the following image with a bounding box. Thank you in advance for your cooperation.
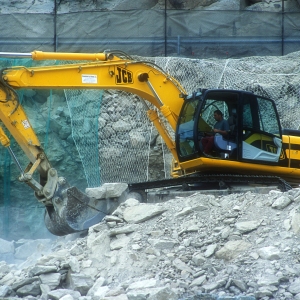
[0,50,298,236]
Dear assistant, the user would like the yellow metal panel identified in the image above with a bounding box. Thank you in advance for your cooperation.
[287,135,300,162]
[179,156,298,179]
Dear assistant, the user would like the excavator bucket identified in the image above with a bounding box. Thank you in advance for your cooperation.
[44,186,123,236]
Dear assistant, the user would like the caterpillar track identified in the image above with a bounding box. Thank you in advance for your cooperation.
[128,174,292,202]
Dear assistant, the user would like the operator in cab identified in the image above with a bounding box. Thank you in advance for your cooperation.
[201,109,229,156]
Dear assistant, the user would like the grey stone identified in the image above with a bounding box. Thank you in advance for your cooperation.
[288,278,300,294]
[105,215,124,223]
[60,295,75,300]
[192,204,209,211]
[86,183,128,199]
[148,238,179,250]
[295,293,300,300]
[123,204,167,223]
[127,279,157,290]
[47,289,81,300]
[204,244,217,257]
[16,281,41,297]
[0,261,10,275]
[257,275,280,286]
[272,195,292,209]
[192,253,206,266]
[110,235,130,250]
[70,244,84,256]
[255,287,274,298]
[190,275,207,287]
[37,249,70,265]
[12,276,40,291]
[215,240,251,260]
[291,212,300,234]
[67,273,94,296]
[172,258,193,273]
[231,279,248,292]
[102,295,128,300]
[175,206,193,217]
[235,220,261,233]
[87,277,107,297]
[90,286,109,299]
[202,279,226,292]
[40,283,51,295]
[0,285,11,298]
[0,272,16,286]
[126,286,177,300]
[68,256,81,273]
[39,272,61,289]
[257,246,281,260]
[123,198,140,207]
[29,265,58,277]
[109,224,140,236]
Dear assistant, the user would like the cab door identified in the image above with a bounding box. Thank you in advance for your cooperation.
[241,93,282,164]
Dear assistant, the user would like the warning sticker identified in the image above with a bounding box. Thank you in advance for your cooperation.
[22,120,31,129]
[82,74,97,84]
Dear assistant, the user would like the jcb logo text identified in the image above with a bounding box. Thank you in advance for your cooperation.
[116,66,133,84]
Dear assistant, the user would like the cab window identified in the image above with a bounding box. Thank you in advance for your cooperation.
[177,99,198,157]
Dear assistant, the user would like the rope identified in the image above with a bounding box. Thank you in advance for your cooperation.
[217,59,229,89]
[146,122,154,182]
[3,148,11,239]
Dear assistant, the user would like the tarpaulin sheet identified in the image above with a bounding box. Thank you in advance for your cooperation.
[56,10,165,55]
[167,10,286,57]
[0,10,299,60]
[0,13,54,52]
[284,12,300,54]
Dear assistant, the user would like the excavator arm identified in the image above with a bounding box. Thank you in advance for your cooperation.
[0,50,187,235]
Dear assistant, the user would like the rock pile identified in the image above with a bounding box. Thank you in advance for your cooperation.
[1,185,300,299]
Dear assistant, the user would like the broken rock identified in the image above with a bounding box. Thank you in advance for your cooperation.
[215,240,251,260]
[123,203,167,223]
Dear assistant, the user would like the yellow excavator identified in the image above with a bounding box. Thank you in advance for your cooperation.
[0,50,299,235]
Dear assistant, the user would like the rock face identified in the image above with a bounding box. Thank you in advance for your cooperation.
[0,0,298,13]
[1,188,300,299]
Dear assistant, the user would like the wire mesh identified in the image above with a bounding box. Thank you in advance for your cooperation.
[65,89,153,185]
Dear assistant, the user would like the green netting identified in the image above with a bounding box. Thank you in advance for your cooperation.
[65,89,102,187]
[0,59,27,239]
[45,90,53,150]
[3,149,11,239]
[0,58,89,239]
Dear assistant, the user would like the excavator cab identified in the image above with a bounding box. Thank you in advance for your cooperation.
[176,89,283,165]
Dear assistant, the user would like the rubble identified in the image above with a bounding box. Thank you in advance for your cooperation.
[1,187,300,299]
